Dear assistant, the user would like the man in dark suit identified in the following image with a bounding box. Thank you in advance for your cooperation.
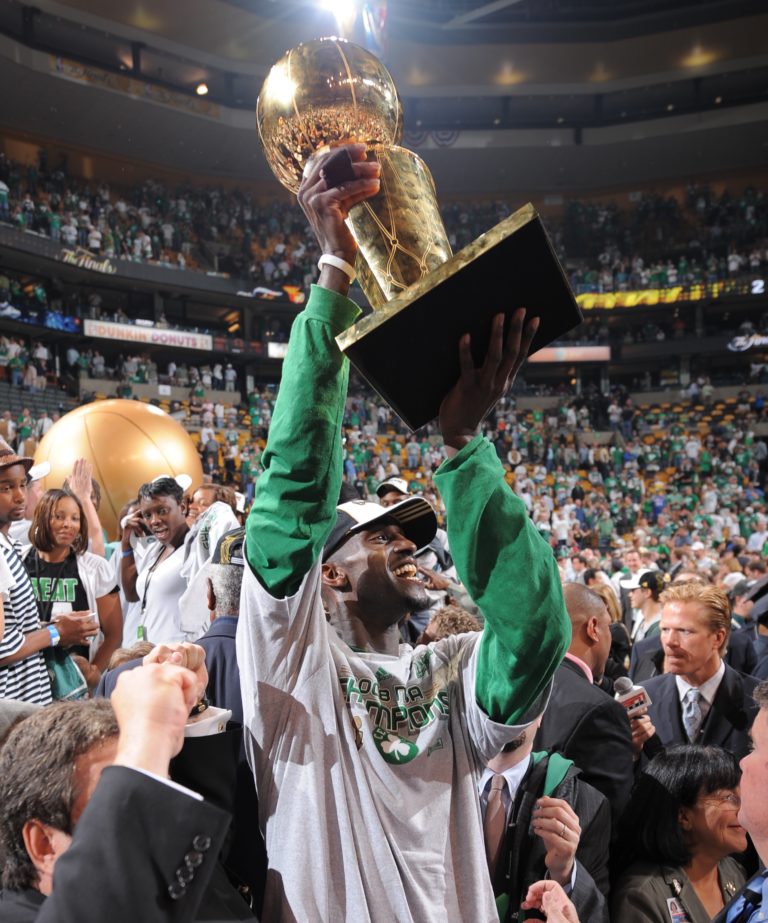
[0,661,234,923]
[483,717,610,923]
[711,680,768,923]
[534,583,635,827]
[638,582,759,763]
[630,624,758,682]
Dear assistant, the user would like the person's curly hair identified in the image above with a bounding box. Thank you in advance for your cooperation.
[426,604,482,641]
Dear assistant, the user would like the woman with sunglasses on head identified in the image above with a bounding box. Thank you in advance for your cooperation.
[23,488,122,681]
[120,476,189,644]
[611,744,747,923]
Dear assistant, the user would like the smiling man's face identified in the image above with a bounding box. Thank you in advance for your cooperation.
[326,522,430,621]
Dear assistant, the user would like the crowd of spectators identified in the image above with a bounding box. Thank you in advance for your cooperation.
[2,150,767,300]
[1,152,768,923]
[3,344,766,565]
[0,333,55,395]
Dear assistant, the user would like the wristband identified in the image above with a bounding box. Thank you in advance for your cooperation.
[318,254,356,282]
[47,624,61,648]
[122,547,134,558]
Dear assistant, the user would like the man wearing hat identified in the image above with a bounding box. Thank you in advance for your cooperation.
[375,476,466,631]
[0,438,91,705]
[621,570,666,643]
[237,145,569,922]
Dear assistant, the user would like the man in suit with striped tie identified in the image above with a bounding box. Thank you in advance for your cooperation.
[638,582,759,764]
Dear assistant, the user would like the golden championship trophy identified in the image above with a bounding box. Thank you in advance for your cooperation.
[258,37,581,430]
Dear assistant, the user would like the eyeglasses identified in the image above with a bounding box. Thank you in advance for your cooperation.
[699,791,741,808]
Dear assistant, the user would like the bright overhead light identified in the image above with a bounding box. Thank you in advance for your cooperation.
[714,95,723,104]
[407,66,431,88]
[321,0,357,36]
[494,62,526,87]
[681,44,719,68]
[666,103,675,111]
[196,83,209,96]
[589,62,612,83]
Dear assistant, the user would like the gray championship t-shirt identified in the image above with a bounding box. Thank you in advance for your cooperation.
[237,558,542,922]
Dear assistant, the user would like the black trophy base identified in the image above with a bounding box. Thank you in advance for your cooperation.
[336,203,582,432]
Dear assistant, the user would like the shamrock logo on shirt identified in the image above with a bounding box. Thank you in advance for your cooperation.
[372,727,419,764]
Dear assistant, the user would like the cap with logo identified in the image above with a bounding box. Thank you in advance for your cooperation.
[323,498,436,562]
[211,527,245,567]
[620,570,667,596]
[375,477,409,499]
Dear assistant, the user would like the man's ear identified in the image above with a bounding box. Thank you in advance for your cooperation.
[677,806,692,831]
[22,819,68,896]
[585,615,600,644]
[206,577,216,615]
[322,562,349,590]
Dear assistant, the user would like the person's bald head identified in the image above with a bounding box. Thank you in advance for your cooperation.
[563,583,612,679]
[564,583,608,630]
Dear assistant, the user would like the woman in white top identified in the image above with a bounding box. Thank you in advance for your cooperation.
[120,477,189,644]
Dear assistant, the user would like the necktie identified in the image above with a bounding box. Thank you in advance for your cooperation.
[484,774,507,880]
[682,688,703,742]
[727,871,767,923]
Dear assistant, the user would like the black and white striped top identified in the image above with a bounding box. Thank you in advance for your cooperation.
[0,535,52,705]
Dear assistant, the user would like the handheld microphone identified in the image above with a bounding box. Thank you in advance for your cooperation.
[614,676,653,718]
[615,677,665,759]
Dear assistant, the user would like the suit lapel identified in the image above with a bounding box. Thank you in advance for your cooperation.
[701,666,744,748]
[655,674,687,745]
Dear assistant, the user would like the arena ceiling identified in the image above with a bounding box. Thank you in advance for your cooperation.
[29,0,768,57]
[0,0,766,194]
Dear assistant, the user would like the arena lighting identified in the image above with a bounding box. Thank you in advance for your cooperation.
[589,62,612,83]
[681,44,719,68]
[407,66,431,87]
[196,83,209,96]
[320,0,357,36]
[494,62,526,86]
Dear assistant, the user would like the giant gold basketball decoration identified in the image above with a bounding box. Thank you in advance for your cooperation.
[34,400,203,540]
[257,37,403,195]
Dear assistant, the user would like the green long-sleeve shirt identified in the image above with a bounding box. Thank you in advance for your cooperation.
[245,284,569,725]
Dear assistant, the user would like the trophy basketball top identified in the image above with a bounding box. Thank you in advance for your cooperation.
[257,37,404,195]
